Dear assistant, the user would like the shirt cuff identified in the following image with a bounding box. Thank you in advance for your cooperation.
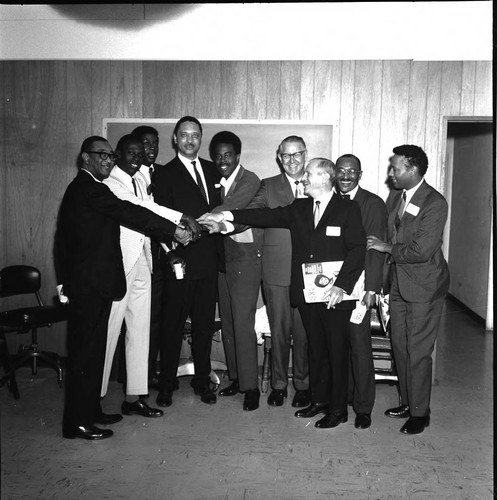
[222,211,234,221]
[221,221,234,234]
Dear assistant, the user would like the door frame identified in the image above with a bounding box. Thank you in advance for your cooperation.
[442,116,493,330]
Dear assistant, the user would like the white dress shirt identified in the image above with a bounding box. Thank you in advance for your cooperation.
[178,153,210,203]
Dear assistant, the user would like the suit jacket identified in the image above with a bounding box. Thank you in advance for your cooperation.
[387,180,450,303]
[153,156,222,279]
[353,186,388,293]
[212,166,263,264]
[54,170,177,300]
[247,173,296,286]
[233,194,366,307]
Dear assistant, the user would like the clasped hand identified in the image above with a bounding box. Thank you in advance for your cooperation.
[197,212,224,234]
[173,214,204,245]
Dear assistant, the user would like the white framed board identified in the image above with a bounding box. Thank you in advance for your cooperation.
[103,119,333,180]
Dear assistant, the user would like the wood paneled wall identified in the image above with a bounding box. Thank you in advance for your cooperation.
[0,60,492,354]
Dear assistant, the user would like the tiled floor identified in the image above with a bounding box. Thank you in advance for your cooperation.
[1,299,493,499]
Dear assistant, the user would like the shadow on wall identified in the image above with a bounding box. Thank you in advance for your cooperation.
[51,4,200,30]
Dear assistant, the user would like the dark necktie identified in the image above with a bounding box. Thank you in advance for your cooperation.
[191,160,207,202]
[294,180,300,198]
[147,166,154,195]
[313,200,321,228]
[394,191,406,229]
[131,177,138,196]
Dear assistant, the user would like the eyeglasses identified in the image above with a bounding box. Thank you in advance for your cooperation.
[280,150,306,162]
[84,151,117,161]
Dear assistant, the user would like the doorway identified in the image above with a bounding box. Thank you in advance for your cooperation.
[444,118,493,329]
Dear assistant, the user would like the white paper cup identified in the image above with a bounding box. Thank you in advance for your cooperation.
[173,262,184,280]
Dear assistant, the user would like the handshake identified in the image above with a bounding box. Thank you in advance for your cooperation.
[173,213,206,245]
[196,212,226,234]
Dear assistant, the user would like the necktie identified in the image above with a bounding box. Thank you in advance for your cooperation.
[131,177,138,196]
[394,191,406,229]
[294,180,300,199]
[313,200,321,228]
[221,185,226,201]
[147,166,154,195]
[191,160,207,202]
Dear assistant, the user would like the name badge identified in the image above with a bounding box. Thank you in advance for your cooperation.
[405,203,420,216]
[326,226,341,237]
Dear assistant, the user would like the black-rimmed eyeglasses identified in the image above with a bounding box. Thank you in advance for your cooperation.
[84,151,117,161]
[280,151,306,162]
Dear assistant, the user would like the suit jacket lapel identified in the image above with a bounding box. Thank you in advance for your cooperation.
[279,174,295,205]
[315,193,337,230]
[225,166,245,199]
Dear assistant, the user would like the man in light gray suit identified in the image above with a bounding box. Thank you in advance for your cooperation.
[244,136,310,408]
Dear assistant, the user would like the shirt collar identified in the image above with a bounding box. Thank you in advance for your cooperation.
[404,178,424,205]
[178,152,199,168]
[220,164,241,188]
[313,190,334,206]
[335,184,359,200]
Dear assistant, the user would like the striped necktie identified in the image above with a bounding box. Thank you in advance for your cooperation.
[192,160,207,202]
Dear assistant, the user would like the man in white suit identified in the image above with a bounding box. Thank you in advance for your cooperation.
[100,134,200,419]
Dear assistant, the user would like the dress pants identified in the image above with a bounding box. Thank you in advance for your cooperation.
[63,293,112,430]
[390,272,445,417]
[299,303,351,412]
[218,259,262,392]
[158,264,217,392]
[263,283,308,391]
[348,308,375,414]
[148,247,163,381]
[101,251,151,397]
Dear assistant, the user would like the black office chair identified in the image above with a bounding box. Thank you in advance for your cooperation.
[0,265,67,394]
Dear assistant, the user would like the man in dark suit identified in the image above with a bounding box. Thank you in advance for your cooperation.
[243,136,310,409]
[335,154,387,429]
[131,125,165,388]
[208,131,263,411]
[367,144,450,435]
[153,116,222,407]
[200,158,366,429]
[54,136,199,440]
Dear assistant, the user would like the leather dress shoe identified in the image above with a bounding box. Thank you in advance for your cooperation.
[354,413,372,429]
[95,412,123,425]
[294,402,329,418]
[63,425,113,440]
[400,416,430,434]
[218,380,239,397]
[156,390,173,407]
[122,399,163,418]
[267,389,287,406]
[243,388,260,411]
[315,411,348,429]
[292,389,311,408]
[194,386,217,404]
[385,404,410,419]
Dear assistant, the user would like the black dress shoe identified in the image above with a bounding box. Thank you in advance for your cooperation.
[292,389,311,408]
[400,416,430,434]
[315,411,348,429]
[385,404,410,419]
[354,413,372,429]
[95,412,123,425]
[243,388,260,411]
[193,386,217,404]
[218,380,239,396]
[156,390,173,407]
[122,399,164,418]
[267,389,287,406]
[63,425,113,440]
[294,402,329,418]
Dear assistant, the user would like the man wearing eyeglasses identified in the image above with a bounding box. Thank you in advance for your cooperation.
[55,136,199,441]
[234,136,310,409]
[334,154,387,430]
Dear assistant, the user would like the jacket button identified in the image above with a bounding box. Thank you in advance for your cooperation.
[309,254,313,258]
